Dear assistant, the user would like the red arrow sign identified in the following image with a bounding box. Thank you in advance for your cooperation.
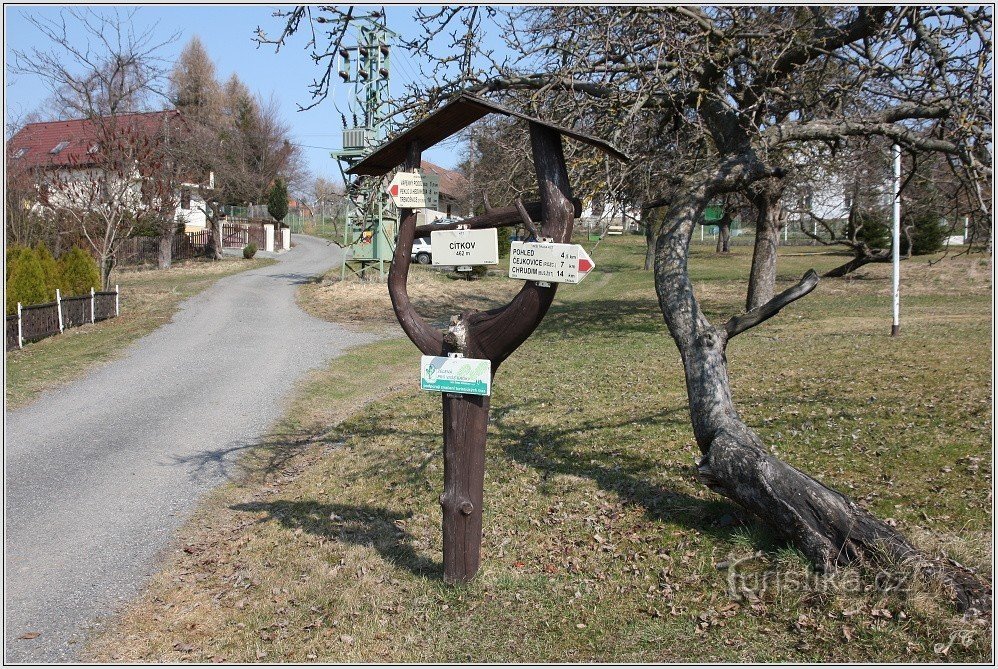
[578,257,593,273]
[389,184,399,197]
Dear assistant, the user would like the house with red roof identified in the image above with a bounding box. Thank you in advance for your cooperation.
[8,110,210,232]
[415,160,470,224]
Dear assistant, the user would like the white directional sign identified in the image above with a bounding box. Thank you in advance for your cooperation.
[387,171,440,209]
[508,241,595,284]
[431,229,499,266]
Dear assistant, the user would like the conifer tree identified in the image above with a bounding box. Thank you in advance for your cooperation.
[267,177,289,226]
[58,247,101,296]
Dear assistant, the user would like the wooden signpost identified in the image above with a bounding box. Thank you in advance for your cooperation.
[348,93,628,583]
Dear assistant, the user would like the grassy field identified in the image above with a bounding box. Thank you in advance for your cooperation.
[5,257,274,409]
[88,237,991,662]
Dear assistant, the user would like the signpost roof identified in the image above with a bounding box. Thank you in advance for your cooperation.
[347,93,630,176]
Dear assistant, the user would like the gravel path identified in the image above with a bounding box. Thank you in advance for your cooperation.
[4,235,378,662]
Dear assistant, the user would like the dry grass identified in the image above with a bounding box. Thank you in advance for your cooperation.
[298,265,523,332]
[87,239,991,663]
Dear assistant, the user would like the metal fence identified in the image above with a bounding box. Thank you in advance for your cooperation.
[694,220,833,247]
[5,286,120,352]
[223,204,340,239]
[224,218,287,250]
[284,214,342,238]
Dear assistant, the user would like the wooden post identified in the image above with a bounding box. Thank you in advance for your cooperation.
[440,390,490,581]
[55,288,64,332]
[90,287,96,323]
[388,124,577,584]
[17,302,23,349]
[115,284,120,317]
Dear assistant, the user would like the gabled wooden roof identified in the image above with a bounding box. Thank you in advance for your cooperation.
[347,93,629,176]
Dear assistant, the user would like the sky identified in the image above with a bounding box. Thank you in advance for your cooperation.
[4,4,479,191]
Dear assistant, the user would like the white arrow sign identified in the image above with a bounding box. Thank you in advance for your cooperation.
[508,241,595,284]
[431,229,499,266]
[387,171,440,209]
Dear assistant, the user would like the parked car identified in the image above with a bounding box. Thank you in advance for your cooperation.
[411,237,432,264]
[432,215,465,226]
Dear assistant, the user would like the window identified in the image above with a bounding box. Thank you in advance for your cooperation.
[13,148,28,159]
[180,188,191,210]
[50,141,69,154]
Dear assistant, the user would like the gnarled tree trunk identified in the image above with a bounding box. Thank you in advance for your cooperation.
[158,227,174,269]
[644,209,662,270]
[205,205,224,260]
[715,213,731,253]
[823,255,881,277]
[653,179,990,615]
[745,185,785,310]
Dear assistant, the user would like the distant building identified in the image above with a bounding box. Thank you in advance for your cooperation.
[580,195,641,233]
[8,111,209,232]
[415,160,470,224]
[288,199,314,218]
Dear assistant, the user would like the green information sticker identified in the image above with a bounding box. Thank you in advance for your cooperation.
[420,355,492,396]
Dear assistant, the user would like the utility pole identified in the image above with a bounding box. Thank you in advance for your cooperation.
[330,10,397,280]
[891,144,901,337]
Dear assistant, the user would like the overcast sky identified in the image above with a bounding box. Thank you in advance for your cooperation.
[4,4,470,187]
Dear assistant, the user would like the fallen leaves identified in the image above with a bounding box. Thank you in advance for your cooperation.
[18,631,41,640]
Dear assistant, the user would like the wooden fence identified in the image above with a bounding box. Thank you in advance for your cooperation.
[6,314,19,351]
[115,231,213,266]
[61,295,91,329]
[110,223,283,266]
[19,301,61,343]
[5,286,120,352]
[222,223,249,248]
[94,290,118,321]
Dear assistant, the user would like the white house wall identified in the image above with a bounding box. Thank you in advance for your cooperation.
[177,188,208,231]
[32,167,208,232]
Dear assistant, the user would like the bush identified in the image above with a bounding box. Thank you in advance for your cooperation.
[59,246,101,296]
[6,247,50,314]
[847,211,891,249]
[6,245,30,282]
[848,210,946,256]
[904,212,947,256]
[34,242,61,297]
[243,243,257,259]
[497,226,512,258]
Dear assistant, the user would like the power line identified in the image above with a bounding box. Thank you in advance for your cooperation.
[292,142,338,151]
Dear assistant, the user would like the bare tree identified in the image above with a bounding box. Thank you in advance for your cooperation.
[170,50,306,258]
[311,176,346,235]
[12,7,178,119]
[794,138,993,270]
[268,5,992,611]
[38,115,179,287]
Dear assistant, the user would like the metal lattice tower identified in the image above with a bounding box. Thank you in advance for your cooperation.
[331,13,398,280]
